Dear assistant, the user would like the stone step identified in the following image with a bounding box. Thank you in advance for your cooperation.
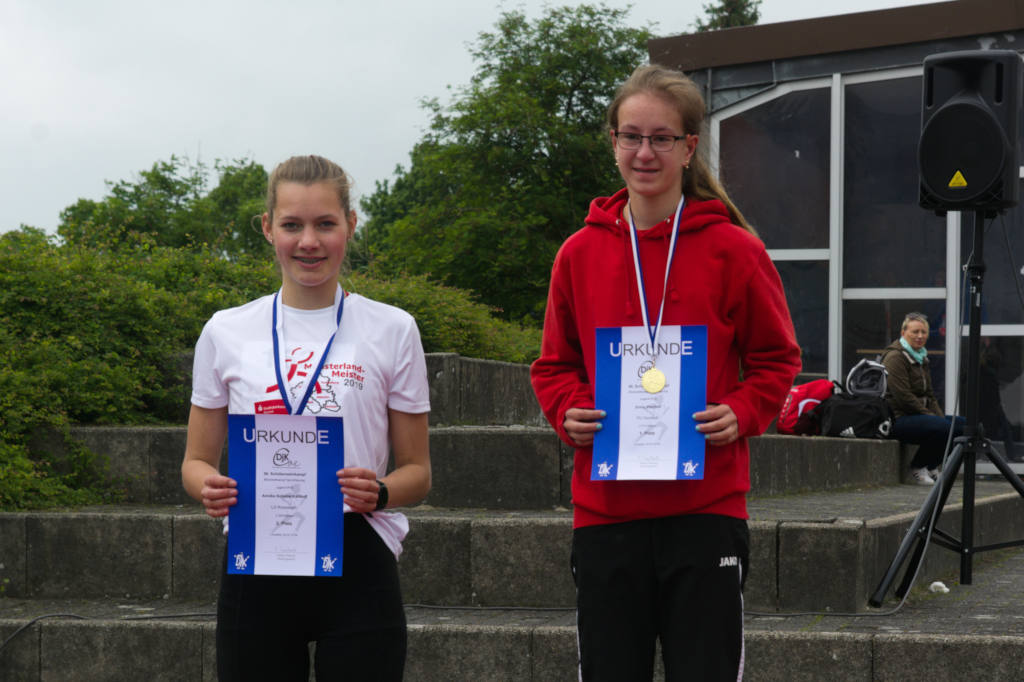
[424,354,545,428]
[54,425,905,508]
[745,482,1024,613]
[748,434,902,495]
[4,480,1023,613]
[5,549,1024,682]
[60,425,571,509]
[118,352,546,430]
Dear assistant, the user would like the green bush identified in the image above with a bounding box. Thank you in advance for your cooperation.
[345,272,541,364]
[0,229,541,509]
[0,324,121,510]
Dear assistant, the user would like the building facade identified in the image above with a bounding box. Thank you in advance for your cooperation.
[650,0,1024,454]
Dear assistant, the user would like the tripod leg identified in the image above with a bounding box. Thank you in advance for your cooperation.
[895,535,928,599]
[869,444,964,607]
[895,446,963,596]
[962,439,976,584]
[929,444,963,525]
[984,442,1024,497]
[869,478,942,606]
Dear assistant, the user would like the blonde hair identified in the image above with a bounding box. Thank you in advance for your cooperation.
[265,155,352,222]
[902,312,930,332]
[607,64,755,234]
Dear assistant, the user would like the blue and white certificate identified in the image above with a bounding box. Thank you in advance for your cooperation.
[227,414,344,576]
[592,325,707,480]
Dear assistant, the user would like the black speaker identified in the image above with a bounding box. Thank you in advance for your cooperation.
[919,49,1022,212]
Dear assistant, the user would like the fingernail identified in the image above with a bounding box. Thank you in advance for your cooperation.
[595,423,603,430]
[599,410,607,418]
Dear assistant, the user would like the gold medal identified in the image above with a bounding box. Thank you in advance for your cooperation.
[641,367,666,393]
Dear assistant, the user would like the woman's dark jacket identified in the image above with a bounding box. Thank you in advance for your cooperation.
[880,339,944,418]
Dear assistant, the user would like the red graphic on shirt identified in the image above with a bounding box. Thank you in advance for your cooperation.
[324,362,366,383]
[254,399,288,414]
[256,346,343,414]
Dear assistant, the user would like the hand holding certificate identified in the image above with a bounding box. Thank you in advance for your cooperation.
[592,325,708,480]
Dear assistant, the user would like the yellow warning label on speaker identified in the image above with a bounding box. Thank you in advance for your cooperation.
[948,170,968,188]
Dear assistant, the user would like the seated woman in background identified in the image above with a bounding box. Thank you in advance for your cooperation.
[881,312,964,485]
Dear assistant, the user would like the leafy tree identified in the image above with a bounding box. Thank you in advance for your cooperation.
[57,156,268,256]
[357,5,650,323]
[694,0,761,31]
[206,160,269,255]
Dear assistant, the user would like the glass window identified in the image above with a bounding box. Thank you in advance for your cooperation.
[776,260,828,374]
[961,336,1024,461]
[843,299,948,404]
[958,208,1024,324]
[719,89,830,249]
[844,77,947,287]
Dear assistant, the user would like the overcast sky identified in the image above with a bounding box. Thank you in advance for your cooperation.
[2,0,937,234]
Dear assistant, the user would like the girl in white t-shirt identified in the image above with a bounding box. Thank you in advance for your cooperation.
[182,155,431,681]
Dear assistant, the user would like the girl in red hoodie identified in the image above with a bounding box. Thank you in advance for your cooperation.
[531,65,801,681]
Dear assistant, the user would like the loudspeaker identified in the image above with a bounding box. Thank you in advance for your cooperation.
[919,50,1022,212]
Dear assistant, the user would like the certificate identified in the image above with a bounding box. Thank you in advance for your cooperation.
[227,414,344,576]
[592,325,707,480]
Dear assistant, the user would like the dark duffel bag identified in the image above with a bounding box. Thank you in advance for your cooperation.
[819,393,894,439]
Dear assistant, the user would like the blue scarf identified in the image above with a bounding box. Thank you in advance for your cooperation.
[900,337,927,364]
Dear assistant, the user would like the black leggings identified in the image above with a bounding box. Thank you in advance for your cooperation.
[572,514,749,682]
[216,513,406,681]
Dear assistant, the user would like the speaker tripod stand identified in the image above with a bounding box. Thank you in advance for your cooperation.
[869,209,1024,607]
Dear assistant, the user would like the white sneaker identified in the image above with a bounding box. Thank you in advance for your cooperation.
[928,467,941,480]
[911,467,936,485]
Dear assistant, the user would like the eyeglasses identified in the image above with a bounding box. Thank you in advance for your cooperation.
[613,131,687,152]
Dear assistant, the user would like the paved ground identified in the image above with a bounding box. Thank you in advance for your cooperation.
[745,544,1024,637]
[746,478,1022,520]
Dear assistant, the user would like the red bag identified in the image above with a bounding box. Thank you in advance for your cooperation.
[777,379,838,435]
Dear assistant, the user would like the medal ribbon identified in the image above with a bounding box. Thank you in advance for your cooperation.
[627,194,685,365]
[272,285,345,415]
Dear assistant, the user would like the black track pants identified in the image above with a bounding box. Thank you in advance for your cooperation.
[216,513,406,681]
[572,514,749,681]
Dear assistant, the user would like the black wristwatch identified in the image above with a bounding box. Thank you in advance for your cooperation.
[374,480,389,511]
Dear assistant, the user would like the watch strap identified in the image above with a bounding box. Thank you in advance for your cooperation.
[374,480,389,511]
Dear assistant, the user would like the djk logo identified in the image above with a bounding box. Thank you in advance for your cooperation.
[273,448,300,467]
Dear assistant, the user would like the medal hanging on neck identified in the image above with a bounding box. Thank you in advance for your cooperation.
[271,287,345,415]
[628,194,685,394]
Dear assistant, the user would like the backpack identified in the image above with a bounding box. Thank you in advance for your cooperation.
[845,358,888,398]
[818,393,894,439]
[777,379,838,435]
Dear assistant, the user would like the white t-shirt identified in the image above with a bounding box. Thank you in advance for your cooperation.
[191,286,430,557]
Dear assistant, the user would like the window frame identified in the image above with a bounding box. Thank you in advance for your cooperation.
[710,65,969,411]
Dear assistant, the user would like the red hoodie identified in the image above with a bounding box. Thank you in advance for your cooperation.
[531,189,801,528]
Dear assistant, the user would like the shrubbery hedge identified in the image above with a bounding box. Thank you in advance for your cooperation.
[0,228,541,509]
